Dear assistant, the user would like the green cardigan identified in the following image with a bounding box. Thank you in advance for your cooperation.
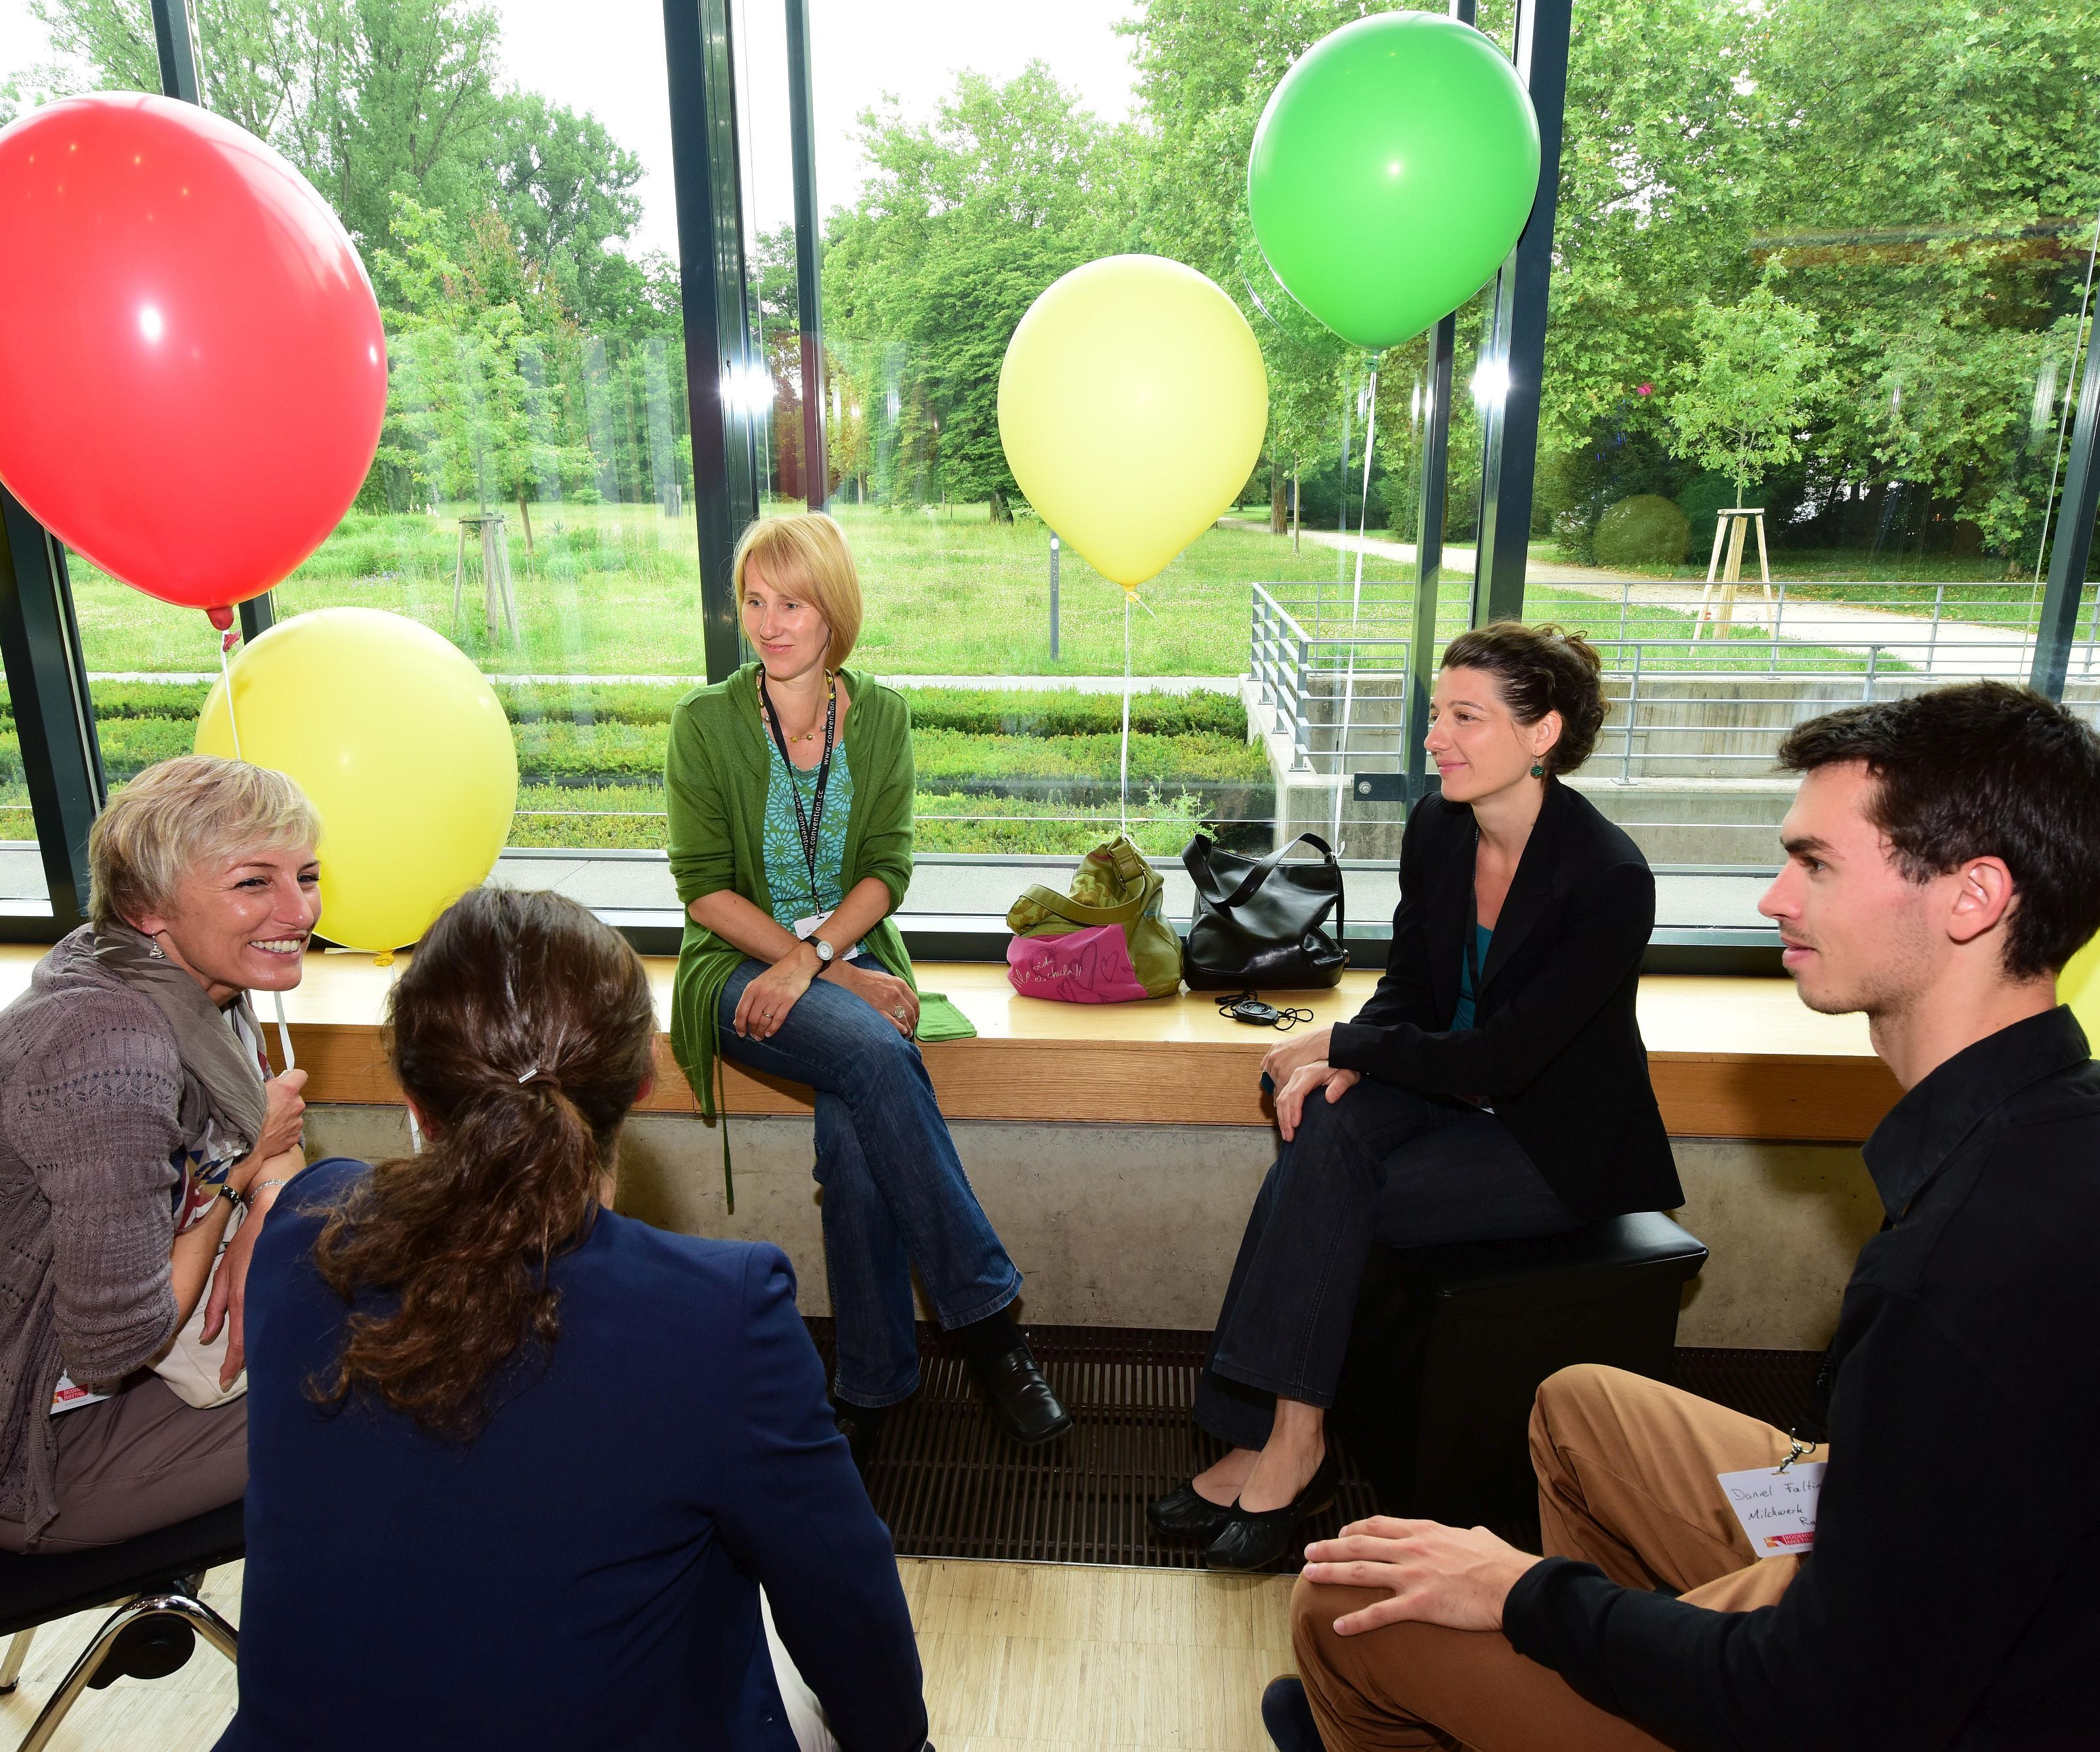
[664,661,919,1121]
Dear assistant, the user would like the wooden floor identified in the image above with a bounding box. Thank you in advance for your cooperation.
[0,1558,1297,1752]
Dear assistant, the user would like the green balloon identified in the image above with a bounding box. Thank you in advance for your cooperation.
[1248,12,1540,352]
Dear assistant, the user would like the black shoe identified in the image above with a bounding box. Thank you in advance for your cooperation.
[1204,1449,1339,1572]
[971,1343,1073,1446]
[833,1400,887,1475]
[1146,1480,1236,1541]
[1261,1677,1326,1751]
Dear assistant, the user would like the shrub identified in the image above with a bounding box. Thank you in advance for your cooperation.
[1593,495,1691,568]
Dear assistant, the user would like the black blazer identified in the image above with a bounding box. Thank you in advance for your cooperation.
[1328,778,1681,1220]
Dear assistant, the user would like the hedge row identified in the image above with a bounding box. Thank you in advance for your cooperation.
[16,679,1248,742]
[506,783,1210,857]
[500,722,1267,788]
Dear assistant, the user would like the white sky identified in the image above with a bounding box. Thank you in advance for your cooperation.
[0,0,1144,261]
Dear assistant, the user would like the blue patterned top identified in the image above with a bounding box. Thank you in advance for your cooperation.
[762,740,854,932]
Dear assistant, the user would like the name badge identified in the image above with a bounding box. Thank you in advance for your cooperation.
[1717,1461,1824,1557]
[793,915,824,942]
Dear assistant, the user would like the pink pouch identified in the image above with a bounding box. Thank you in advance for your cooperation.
[1005,925,1150,1004]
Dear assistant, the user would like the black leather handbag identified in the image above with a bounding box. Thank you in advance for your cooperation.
[1179,831,1347,990]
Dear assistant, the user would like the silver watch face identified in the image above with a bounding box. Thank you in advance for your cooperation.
[814,937,834,963]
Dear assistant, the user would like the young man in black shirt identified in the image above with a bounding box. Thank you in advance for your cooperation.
[1271,681,2100,1752]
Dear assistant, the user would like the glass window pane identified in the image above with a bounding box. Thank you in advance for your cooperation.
[0,4,168,922]
[766,0,1471,928]
[36,1,698,911]
[1522,1,2100,931]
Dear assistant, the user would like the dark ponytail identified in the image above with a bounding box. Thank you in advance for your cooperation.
[309,888,658,1438]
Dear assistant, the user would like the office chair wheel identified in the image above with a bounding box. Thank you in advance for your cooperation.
[87,1614,195,1688]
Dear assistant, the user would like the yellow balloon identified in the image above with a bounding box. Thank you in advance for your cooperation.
[2061,932,2100,1043]
[999,254,1269,589]
[196,608,517,953]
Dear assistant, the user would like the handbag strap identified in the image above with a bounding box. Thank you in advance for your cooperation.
[1011,861,1162,930]
[1184,831,1340,913]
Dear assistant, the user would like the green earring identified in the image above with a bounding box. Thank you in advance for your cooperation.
[1530,761,1545,778]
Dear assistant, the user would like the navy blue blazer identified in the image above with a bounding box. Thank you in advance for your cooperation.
[217,1158,927,1752]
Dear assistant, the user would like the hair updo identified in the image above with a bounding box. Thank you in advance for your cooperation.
[1438,621,1607,775]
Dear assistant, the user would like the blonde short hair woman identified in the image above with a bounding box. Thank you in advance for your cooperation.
[0,756,318,1553]
[665,512,1070,1459]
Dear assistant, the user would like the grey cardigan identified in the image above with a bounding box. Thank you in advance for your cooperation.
[0,930,193,1537]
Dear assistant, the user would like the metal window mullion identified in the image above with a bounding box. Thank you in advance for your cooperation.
[786,0,828,512]
[1396,0,1474,806]
[665,0,761,682]
[1469,0,1572,629]
[2032,300,2100,698]
[0,488,106,930]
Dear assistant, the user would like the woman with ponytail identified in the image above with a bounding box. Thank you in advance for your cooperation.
[218,888,928,1752]
[1151,625,1681,1572]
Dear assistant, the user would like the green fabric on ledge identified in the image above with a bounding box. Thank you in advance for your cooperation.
[912,993,977,1043]
[663,661,921,1145]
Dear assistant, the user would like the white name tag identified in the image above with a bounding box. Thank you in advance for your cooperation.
[1717,1461,1825,1558]
[793,915,824,942]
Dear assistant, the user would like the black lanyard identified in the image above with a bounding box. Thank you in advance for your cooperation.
[758,671,837,914]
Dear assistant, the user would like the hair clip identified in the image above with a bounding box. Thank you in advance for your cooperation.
[517,1065,541,1084]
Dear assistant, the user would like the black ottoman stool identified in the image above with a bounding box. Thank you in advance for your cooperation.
[1333,1212,1708,1537]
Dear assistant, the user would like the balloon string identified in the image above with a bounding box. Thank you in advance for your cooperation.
[1330,358,1380,855]
[1120,590,1133,838]
[217,619,295,1073]
[271,988,295,1075]
[217,629,245,764]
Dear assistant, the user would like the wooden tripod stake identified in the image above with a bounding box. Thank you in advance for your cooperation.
[1696,507,1772,639]
[452,512,520,646]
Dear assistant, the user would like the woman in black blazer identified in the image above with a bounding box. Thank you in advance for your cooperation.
[1150,623,1679,1570]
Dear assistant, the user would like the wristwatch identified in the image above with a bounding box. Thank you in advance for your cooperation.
[810,936,836,966]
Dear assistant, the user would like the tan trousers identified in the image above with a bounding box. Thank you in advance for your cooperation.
[0,1379,247,1554]
[1294,1364,1818,1751]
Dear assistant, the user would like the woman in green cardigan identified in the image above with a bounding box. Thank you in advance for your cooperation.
[665,512,1070,1458]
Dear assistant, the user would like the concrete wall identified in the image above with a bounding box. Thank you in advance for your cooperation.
[304,1106,1882,1352]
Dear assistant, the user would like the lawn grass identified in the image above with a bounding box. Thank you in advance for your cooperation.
[65,495,1941,680]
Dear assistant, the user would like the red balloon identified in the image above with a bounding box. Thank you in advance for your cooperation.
[0,93,385,612]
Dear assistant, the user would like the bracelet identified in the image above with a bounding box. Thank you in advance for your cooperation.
[241,1177,295,1208]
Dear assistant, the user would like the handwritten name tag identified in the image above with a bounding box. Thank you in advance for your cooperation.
[1717,1461,1825,1558]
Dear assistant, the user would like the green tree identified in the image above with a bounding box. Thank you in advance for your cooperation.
[33,0,506,257]
[492,92,645,328]
[1665,280,1830,507]
[822,63,1136,517]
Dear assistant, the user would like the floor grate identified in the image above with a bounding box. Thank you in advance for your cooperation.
[807,1321,1822,1572]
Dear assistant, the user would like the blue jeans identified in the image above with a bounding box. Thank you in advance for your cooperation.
[1196,1076,1582,1450]
[718,957,1022,1408]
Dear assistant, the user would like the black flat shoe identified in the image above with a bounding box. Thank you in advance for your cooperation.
[1204,1450,1339,1573]
[972,1342,1074,1446]
[833,1401,887,1475]
[1146,1480,1236,1540]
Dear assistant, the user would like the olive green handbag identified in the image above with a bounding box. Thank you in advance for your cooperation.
[1004,833,1184,1002]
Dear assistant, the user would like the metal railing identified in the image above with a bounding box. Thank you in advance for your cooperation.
[1250,584,1437,773]
[1250,577,2100,781]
